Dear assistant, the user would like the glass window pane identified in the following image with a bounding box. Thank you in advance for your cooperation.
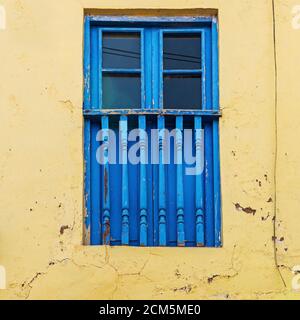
[103,33,140,69]
[163,34,201,70]
[163,75,202,109]
[103,74,141,109]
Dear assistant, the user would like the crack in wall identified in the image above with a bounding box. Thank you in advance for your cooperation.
[21,257,104,299]
[207,245,240,284]
[59,99,75,113]
[21,258,70,299]
[110,255,152,299]
[271,0,286,288]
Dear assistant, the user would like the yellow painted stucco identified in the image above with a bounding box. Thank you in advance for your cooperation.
[0,0,299,300]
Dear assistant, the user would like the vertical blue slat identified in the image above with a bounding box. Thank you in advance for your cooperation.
[120,116,129,245]
[91,27,99,109]
[152,126,159,246]
[152,29,160,109]
[128,151,139,246]
[201,31,206,110]
[101,116,111,245]
[158,116,167,245]
[84,119,91,244]
[195,117,205,246]
[204,123,214,246]
[176,116,185,246]
[144,29,159,246]
[141,30,145,108]
[84,17,91,244]
[212,19,219,111]
[83,17,91,110]
[139,116,148,245]
[204,27,212,110]
[144,29,152,109]
[109,127,122,245]
[167,138,177,246]
[98,29,102,109]
[213,120,221,247]
[91,122,101,245]
[212,19,221,247]
[158,30,163,108]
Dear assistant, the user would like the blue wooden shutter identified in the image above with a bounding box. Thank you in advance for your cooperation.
[84,16,221,247]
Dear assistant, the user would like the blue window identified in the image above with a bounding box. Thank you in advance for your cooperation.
[84,16,221,247]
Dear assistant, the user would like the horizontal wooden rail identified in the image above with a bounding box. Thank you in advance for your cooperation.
[83,109,221,117]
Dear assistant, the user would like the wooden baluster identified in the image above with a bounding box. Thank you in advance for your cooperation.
[195,116,204,246]
[176,116,185,246]
[101,116,111,245]
[139,116,148,246]
[120,116,129,245]
[158,116,167,246]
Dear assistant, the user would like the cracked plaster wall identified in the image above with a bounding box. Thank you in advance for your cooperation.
[0,0,299,300]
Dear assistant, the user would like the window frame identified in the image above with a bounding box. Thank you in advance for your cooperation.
[100,28,144,109]
[159,28,205,109]
[83,15,222,247]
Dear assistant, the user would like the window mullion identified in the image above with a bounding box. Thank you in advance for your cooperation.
[151,28,161,109]
[144,28,152,109]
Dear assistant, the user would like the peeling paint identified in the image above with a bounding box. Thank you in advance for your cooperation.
[234,203,256,215]
[60,225,69,235]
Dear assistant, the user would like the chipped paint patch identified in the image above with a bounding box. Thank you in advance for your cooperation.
[234,203,256,215]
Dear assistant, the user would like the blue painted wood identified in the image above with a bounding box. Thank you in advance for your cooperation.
[213,120,221,247]
[84,109,221,117]
[195,117,205,246]
[84,119,91,243]
[91,121,101,245]
[91,27,99,109]
[102,68,141,74]
[160,29,204,109]
[163,69,202,75]
[97,27,144,33]
[152,28,160,109]
[183,143,196,247]
[159,30,163,108]
[201,30,206,109]
[98,29,102,109]
[144,29,152,109]
[139,116,148,245]
[204,122,214,246]
[128,152,139,246]
[89,16,214,24]
[158,116,167,246]
[212,19,221,247]
[109,127,122,246]
[152,127,159,246]
[175,116,185,246]
[120,116,129,245]
[84,17,91,110]
[204,26,212,110]
[101,116,111,245]
[161,29,204,34]
[146,125,154,245]
[84,18,221,247]
[212,19,219,111]
[140,29,145,109]
[166,129,177,246]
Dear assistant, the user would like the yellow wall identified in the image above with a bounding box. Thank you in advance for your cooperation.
[0,0,299,299]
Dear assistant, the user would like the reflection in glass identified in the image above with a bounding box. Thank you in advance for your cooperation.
[163,75,202,109]
[103,74,141,109]
[103,33,140,69]
[163,34,201,70]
